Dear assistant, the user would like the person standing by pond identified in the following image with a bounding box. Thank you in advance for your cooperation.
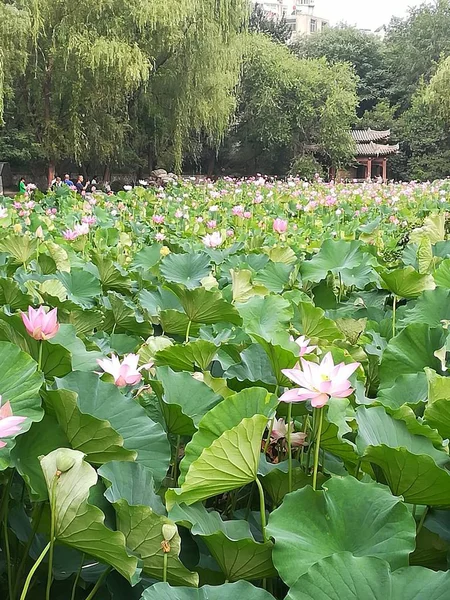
[18,177,27,194]
[75,175,90,194]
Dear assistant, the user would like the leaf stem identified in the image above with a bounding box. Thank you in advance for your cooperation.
[163,552,168,583]
[287,402,293,493]
[4,509,13,600]
[19,541,51,600]
[392,294,397,337]
[417,506,429,536]
[312,407,324,491]
[70,554,85,600]
[85,567,111,600]
[14,503,45,599]
[255,477,267,543]
[172,435,181,484]
[46,475,59,600]
[185,320,192,344]
[263,417,274,454]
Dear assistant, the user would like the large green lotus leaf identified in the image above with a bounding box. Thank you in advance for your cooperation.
[230,269,268,303]
[0,277,33,310]
[424,369,450,439]
[411,213,445,244]
[99,462,198,586]
[166,415,267,509]
[224,344,277,387]
[356,406,450,505]
[0,341,43,469]
[139,287,183,317]
[287,552,450,600]
[267,246,297,264]
[376,374,428,409]
[47,324,103,371]
[155,366,223,435]
[154,340,217,372]
[68,308,105,336]
[434,258,450,288]
[168,285,242,326]
[267,476,415,587]
[11,415,70,501]
[400,288,450,327]
[160,310,201,337]
[0,313,72,378]
[102,291,153,337]
[179,387,277,485]
[390,405,443,448]
[91,254,132,293]
[319,401,359,464]
[0,234,37,263]
[292,302,344,342]
[131,244,162,270]
[260,460,319,506]
[45,240,70,271]
[169,503,276,581]
[56,268,102,308]
[52,372,170,485]
[236,295,293,345]
[46,386,137,464]
[356,406,447,464]
[250,334,298,386]
[301,240,377,287]
[160,252,211,289]
[141,581,274,600]
[379,324,446,389]
[40,449,138,582]
[254,262,292,293]
[379,266,435,298]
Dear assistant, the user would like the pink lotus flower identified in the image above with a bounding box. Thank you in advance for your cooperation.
[243,211,252,219]
[174,209,183,218]
[155,232,166,242]
[0,397,26,449]
[21,306,59,341]
[63,229,78,240]
[203,232,223,248]
[97,354,151,387]
[280,352,360,408]
[74,223,89,236]
[292,335,317,356]
[153,215,165,224]
[232,205,245,216]
[270,418,307,447]
[273,218,288,234]
[207,220,217,229]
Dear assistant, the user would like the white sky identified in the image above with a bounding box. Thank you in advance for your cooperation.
[315,0,423,30]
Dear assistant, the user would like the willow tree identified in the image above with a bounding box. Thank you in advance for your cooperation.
[126,0,248,173]
[8,0,247,179]
[0,2,30,121]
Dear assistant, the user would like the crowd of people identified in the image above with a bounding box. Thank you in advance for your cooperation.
[18,174,110,195]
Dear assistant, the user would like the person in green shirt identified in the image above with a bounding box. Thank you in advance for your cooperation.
[18,178,27,194]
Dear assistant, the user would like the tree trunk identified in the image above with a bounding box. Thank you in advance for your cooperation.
[47,161,55,188]
[103,165,111,183]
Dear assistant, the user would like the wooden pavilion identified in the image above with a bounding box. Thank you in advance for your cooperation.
[333,129,399,181]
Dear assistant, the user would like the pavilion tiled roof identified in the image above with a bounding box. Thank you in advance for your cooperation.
[355,142,399,156]
[351,129,391,142]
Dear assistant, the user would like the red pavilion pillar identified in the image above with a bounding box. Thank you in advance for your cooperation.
[382,158,387,181]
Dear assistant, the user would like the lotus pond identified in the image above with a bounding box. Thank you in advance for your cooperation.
[1,178,450,599]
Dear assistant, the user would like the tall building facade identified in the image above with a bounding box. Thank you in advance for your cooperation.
[254,1,329,37]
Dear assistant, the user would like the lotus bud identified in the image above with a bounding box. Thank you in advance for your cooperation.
[162,524,177,542]
[55,449,76,474]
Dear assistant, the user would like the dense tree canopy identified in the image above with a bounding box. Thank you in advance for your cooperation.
[1,0,450,180]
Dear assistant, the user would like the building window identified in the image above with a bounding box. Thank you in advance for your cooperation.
[321,21,328,29]
[310,19,317,32]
